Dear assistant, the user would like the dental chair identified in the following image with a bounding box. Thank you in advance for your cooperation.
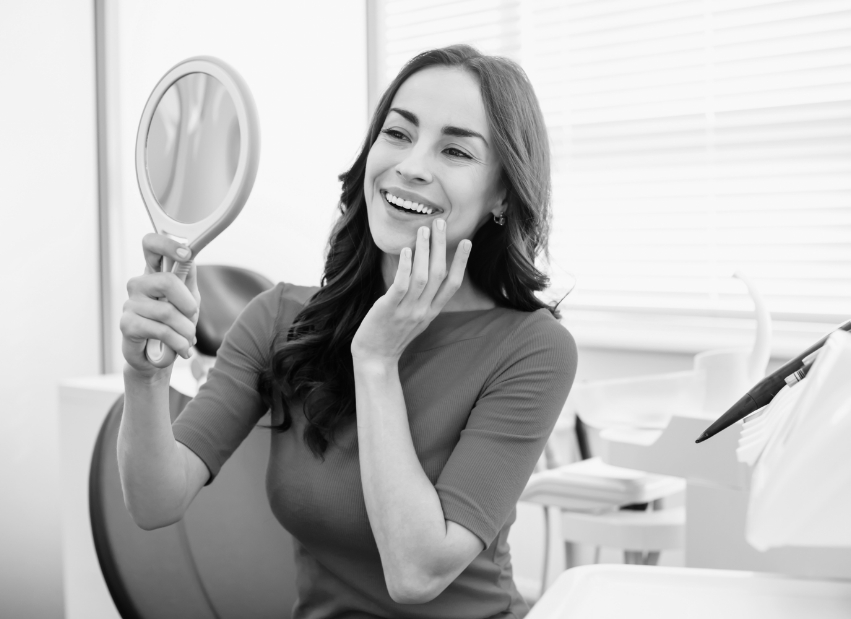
[89,265,298,619]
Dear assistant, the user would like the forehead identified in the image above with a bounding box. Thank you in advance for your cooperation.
[389,67,490,138]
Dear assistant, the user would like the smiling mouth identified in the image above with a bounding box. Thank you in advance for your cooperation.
[381,190,441,216]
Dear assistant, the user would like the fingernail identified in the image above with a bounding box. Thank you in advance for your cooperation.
[436,219,445,231]
[463,240,472,252]
[176,247,191,259]
[422,227,430,240]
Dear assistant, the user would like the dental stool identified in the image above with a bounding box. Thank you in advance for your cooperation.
[89,265,298,619]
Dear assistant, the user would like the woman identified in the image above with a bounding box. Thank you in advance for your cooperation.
[119,45,578,618]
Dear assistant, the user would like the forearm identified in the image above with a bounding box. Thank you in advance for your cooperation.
[118,365,192,529]
[353,360,455,598]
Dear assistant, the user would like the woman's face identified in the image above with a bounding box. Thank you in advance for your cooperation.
[363,66,505,257]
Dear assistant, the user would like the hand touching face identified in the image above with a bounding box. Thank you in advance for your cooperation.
[350,216,471,364]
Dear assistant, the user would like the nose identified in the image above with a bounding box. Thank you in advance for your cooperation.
[394,145,433,184]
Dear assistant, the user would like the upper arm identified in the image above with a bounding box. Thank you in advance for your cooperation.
[435,315,578,547]
[176,441,211,512]
[405,316,577,603]
[171,284,284,485]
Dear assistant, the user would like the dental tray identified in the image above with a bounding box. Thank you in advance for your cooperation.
[521,457,685,511]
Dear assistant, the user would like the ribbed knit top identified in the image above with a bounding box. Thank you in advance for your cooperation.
[172,282,578,619]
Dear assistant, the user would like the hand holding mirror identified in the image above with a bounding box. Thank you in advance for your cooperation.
[136,56,260,368]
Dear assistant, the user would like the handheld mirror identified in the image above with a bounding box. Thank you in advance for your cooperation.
[136,56,260,367]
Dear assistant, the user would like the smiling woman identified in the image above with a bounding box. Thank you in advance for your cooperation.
[119,44,577,619]
[365,66,507,311]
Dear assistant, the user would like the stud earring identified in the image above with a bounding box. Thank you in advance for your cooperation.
[493,211,506,226]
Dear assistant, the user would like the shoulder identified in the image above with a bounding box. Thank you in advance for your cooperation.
[499,307,576,351]
[231,282,321,338]
[274,281,322,307]
[263,282,321,340]
[494,307,578,377]
[520,308,576,347]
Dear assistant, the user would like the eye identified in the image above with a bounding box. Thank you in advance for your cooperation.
[444,146,472,159]
[381,128,409,142]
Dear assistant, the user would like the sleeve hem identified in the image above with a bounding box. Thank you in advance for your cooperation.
[438,487,500,547]
[173,427,220,486]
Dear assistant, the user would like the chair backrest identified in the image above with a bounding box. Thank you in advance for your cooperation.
[90,265,297,618]
[90,390,298,619]
[194,264,274,356]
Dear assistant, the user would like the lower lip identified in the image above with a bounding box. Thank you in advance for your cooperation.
[381,193,439,221]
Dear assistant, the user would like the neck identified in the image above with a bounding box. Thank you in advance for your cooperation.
[380,250,496,313]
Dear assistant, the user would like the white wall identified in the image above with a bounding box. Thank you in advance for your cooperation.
[103,0,368,372]
[0,2,366,616]
[0,2,100,617]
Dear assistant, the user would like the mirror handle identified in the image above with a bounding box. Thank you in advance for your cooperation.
[144,260,194,368]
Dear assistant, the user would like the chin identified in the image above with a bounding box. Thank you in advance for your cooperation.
[367,210,415,255]
[370,229,411,255]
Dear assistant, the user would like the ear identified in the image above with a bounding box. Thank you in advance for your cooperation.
[490,182,509,218]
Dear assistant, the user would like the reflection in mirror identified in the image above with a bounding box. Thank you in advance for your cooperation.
[146,72,240,224]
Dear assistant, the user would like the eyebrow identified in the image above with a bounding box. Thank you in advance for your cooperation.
[388,107,489,148]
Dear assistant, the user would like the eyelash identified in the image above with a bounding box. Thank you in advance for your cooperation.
[381,129,472,160]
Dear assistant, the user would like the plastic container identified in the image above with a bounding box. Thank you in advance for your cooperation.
[572,370,705,431]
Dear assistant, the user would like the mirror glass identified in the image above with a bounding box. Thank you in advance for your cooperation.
[145,72,240,224]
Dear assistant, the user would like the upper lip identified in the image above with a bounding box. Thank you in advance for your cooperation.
[381,187,444,213]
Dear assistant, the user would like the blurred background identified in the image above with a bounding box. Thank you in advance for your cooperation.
[1,0,849,616]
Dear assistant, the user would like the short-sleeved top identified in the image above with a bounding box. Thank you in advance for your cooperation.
[172,282,578,619]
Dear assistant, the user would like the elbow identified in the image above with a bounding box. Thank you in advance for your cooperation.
[118,471,186,531]
[127,505,183,531]
[121,488,184,531]
[133,514,182,531]
[386,570,445,605]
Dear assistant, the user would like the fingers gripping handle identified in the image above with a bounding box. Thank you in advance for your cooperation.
[144,259,194,368]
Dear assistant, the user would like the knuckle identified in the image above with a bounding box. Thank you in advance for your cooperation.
[152,300,172,322]
[152,322,170,342]
[118,313,131,335]
[412,276,428,288]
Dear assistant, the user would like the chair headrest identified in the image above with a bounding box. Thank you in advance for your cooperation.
[195,265,274,357]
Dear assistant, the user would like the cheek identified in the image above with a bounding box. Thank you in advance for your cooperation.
[364,142,396,198]
[363,149,379,204]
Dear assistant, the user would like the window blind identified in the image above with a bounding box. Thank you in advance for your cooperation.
[370,0,851,354]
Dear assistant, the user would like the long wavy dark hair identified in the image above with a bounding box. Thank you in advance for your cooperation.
[260,44,559,457]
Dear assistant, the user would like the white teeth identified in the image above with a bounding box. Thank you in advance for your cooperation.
[385,192,437,215]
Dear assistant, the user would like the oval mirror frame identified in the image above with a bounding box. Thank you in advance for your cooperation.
[135,56,260,254]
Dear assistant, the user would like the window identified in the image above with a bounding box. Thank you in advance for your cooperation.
[369,0,851,356]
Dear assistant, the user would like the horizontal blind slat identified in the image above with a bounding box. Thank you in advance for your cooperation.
[375,0,851,322]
